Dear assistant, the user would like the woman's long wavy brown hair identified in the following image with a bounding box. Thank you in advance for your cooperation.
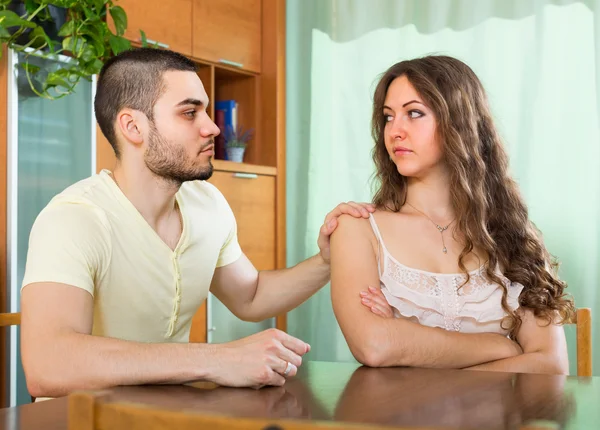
[371,55,575,338]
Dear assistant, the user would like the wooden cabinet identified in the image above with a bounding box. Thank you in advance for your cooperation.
[209,170,276,270]
[111,0,193,56]
[188,162,278,343]
[192,0,262,73]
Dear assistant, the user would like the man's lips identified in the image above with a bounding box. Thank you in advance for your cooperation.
[200,144,215,154]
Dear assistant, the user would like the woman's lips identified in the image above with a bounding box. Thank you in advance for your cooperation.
[394,146,413,155]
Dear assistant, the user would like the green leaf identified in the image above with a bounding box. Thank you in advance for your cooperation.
[58,20,75,37]
[0,10,37,28]
[80,58,102,75]
[109,5,127,37]
[81,5,96,21]
[24,0,38,15]
[51,68,70,78]
[46,1,78,8]
[62,35,84,54]
[61,36,73,51]
[81,44,96,62]
[68,70,82,83]
[46,70,72,89]
[19,63,41,75]
[28,26,52,50]
[108,33,130,55]
[88,58,103,75]
[81,26,105,57]
[140,29,147,47]
[76,40,88,57]
[93,0,105,14]
[93,59,104,73]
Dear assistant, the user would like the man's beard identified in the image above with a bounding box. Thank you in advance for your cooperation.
[144,124,213,185]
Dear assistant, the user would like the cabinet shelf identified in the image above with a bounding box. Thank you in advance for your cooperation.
[212,160,276,176]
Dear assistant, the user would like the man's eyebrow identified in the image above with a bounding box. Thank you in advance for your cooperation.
[175,98,204,107]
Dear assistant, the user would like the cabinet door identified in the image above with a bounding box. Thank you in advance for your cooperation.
[192,0,262,73]
[203,170,276,343]
[210,170,276,271]
[112,0,193,56]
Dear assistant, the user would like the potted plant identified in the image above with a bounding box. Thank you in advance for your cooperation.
[0,0,147,100]
[224,124,253,163]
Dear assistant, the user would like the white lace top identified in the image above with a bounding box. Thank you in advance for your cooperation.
[369,214,524,335]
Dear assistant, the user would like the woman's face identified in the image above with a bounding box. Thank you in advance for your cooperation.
[383,76,443,179]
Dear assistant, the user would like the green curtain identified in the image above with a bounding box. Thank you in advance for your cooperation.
[286,0,600,375]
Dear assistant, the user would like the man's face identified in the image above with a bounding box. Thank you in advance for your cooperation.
[144,70,220,184]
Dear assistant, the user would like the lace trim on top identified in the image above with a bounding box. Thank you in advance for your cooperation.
[368,214,524,334]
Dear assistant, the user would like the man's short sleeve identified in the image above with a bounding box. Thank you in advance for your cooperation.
[21,201,111,296]
[216,213,242,267]
[213,191,242,267]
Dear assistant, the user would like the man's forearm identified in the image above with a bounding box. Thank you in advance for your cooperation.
[26,332,217,398]
[245,254,329,321]
[464,352,568,375]
[362,319,522,369]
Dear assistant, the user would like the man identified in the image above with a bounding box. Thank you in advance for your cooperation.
[20,48,373,398]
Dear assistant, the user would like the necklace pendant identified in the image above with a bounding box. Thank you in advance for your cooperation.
[443,247,447,254]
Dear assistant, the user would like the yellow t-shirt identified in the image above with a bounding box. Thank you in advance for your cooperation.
[22,170,242,343]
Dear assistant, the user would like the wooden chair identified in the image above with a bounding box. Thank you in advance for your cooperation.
[0,312,36,403]
[572,307,592,377]
[1,312,22,406]
[0,312,21,327]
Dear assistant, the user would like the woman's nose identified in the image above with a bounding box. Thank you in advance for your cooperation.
[389,116,407,140]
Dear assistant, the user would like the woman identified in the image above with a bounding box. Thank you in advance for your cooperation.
[330,55,575,374]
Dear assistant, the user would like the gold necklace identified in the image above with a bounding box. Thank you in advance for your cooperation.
[406,202,454,254]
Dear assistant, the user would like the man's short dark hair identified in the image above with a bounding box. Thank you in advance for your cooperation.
[94,48,197,158]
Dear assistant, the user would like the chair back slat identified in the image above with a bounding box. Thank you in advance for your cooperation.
[575,308,592,377]
[0,312,20,327]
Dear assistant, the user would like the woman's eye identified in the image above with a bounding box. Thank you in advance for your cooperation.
[408,110,424,119]
[383,114,393,122]
[184,111,196,118]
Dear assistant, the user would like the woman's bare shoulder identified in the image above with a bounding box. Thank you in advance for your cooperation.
[371,209,415,232]
[336,212,371,230]
[333,211,380,247]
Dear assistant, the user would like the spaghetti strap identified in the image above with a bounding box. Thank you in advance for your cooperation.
[368,213,385,276]
[368,213,385,244]
[369,214,383,245]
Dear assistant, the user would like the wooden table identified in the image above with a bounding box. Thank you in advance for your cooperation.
[1,361,599,429]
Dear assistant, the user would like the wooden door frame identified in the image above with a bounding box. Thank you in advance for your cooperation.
[1,46,9,408]
[261,0,287,332]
